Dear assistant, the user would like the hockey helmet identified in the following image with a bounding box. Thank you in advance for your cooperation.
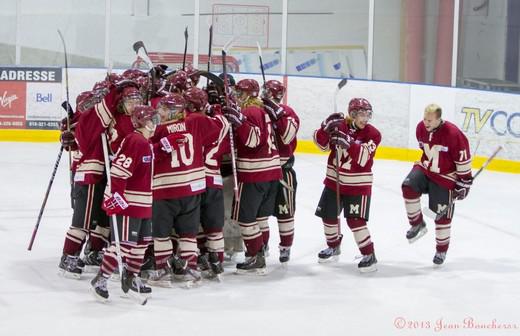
[348,98,372,118]
[235,79,260,98]
[183,87,208,113]
[131,105,160,129]
[264,80,286,101]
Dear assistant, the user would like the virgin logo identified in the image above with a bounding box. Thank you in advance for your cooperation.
[0,91,19,108]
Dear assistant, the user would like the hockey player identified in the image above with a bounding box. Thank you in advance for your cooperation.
[401,104,472,265]
[260,80,300,263]
[58,80,143,278]
[217,73,245,260]
[197,100,231,278]
[222,78,282,274]
[91,105,159,303]
[147,88,226,285]
[314,98,381,273]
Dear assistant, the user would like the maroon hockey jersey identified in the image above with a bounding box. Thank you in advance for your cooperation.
[234,104,282,183]
[272,104,300,165]
[204,117,231,189]
[314,121,381,196]
[108,112,134,154]
[414,120,472,189]
[152,113,226,199]
[106,131,153,218]
[74,88,131,185]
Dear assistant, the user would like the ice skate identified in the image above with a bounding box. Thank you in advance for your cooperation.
[433,251,447,266]
[121,269,151,305]
[58,254,83,279]
[357,253,378,273]
[279,246,291,264]
[406,220,427,243]
[90,271,109,303]
[168,255,202,287]
[235,248,267,275]
[318,246,341,263]
[146,266,174,288]
[82,250,103,273]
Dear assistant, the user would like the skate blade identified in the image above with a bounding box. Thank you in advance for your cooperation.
[201,270,223,282]
[318,255,339,264]
[82,265,100,274]
[279,262,289,270]
[122,290,150,305]
[176,279,202,289]
[407,228,428,244]
[90,287,109,303]
[234,267,268,276]
[147,279,174,288]
[109,274,121,282]
[58,269,81,280]
[358,264,378,273]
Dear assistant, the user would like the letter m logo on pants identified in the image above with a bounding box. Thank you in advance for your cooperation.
[349,204,360,215]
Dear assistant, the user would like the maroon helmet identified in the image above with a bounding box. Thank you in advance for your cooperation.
[183,87,208,113]
[264,80,285,101]
[348,98,373,116]
[120,86,143,102]
[185,64,200,86]
[158,93,185,110]
[236,79,260,97]
[122,68,147,80]
[131,105,159,128]
[166,70,189,92]
[75,91,94,114]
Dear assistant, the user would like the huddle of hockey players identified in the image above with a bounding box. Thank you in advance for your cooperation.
[57,60,473,304]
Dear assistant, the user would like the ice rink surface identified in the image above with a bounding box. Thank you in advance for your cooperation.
[1,142,519,336]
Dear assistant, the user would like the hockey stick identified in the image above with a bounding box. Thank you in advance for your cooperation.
[57,29,74,209]
[27,147,64,251]
[256,42,267,88]
[333,78,348,224]
[132,41,154,70]
[101,134,127,285]
[206,24,213,87]
[221,36,239,200]
[255,42,293,202]
[182,26,188,70]
[423,145,503,221]
[132,41,155,104]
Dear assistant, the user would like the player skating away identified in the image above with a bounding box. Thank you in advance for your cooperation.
[259,80,300,264]
[402,104,473,265]
[147,88,226,286]
[90,105,159,303]
[313,98,381,273]
[58,79,143,278]
[222,79,282,274]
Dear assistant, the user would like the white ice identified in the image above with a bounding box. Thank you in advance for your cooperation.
[1,142,519,336]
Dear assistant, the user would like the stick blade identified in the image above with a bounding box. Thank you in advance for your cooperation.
[337,78,348,90]
[132,41,145,53]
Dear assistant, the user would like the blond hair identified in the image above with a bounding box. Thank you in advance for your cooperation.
[424,104,442,118]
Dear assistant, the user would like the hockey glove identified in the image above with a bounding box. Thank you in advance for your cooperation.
[159,133,187,153]
[223,105,246,127]
[321,112,345,134]
[454,177,473,200]
[262,97,284,121]
[207,104,222,117]
[330,129,354,150]
[102,192,129,216]
[60,130,77,151]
